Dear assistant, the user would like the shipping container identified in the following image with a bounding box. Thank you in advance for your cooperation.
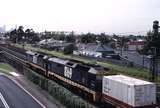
[102,75,156,107]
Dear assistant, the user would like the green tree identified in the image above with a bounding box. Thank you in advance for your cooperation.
[66,32,75,43]
[9,29,17,43]
[25,29,40,44]
[25,29,32,42]
[63,44,76,54]
[117,36,129,49]
[97,33,110,44]
[8,27,39,44]
[17,26,24,43]
[80,33,96,43]
[143,31,160,55]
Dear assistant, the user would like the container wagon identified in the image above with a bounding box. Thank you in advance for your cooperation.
[102,75,157,108]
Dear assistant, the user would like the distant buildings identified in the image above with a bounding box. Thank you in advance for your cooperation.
[126,40,144,51]
[42,31,74,36]
[38,39,71,51]
[73,43,115,58]
[36,31,146,55]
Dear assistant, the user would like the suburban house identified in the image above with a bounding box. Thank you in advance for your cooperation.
[38,39,71,51]
[126,40,144,51]
[73,43,115,58]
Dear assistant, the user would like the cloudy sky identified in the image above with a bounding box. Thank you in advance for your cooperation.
[0,0,160,34]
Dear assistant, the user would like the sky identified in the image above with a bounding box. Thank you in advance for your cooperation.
[0,0,160,35]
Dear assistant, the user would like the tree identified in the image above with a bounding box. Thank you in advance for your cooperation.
[9,29,17,43]
[63,44,76,54]
[117,36,129,49]
[80,33,96,43]
[9,26,25,43]
[17,26,24,42]
[7,27,40,44]
[25,29,31,42]
[25,29,40,44]
[143,31,160,55]
[58,32,65,40]
[66,32,75,43]
[97,33,110,44]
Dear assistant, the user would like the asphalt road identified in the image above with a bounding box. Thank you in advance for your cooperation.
[0,75,44,108]
[0,99,5,108]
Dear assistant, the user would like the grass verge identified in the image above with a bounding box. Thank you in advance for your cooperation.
[0,63,15,74]
[15,44,159,82]
[0,63,15,71]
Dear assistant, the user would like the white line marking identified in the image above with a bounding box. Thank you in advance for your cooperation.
[0,92,10,108]
[11,79,46,108]
[10,72,20,77]
[1,75,46,108]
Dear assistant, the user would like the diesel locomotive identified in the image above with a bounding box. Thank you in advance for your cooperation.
[26,50,111,102]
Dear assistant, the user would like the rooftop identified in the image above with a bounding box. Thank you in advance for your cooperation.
[77,43,114,52]
[127,41,144,45]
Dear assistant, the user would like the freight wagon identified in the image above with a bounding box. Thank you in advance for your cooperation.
[102,75,157,108]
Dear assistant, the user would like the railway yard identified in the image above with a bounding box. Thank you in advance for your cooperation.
[1,0,160,107]
[0,43,159,108]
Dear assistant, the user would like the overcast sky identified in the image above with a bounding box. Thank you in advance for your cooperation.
[0,0,160,34]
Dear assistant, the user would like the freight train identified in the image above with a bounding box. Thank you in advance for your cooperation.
[0,44,158,108]
[25,50,109,102]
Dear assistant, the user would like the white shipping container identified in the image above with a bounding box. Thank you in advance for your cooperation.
[102,75,156,107]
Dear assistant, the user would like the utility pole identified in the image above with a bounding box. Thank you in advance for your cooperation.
[150,47,157,81]
[142,54,144,68]
[120,36,124,56]
[150,21,159,82]
[120,37,123,56]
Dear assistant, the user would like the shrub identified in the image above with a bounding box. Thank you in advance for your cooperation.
[63,44,77,55]
[23,67,97,108]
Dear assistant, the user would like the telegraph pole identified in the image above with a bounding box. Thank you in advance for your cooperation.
[150,21,159,81]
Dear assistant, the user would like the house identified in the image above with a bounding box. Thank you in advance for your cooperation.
[38,39,71,51]
[73,43,115,58]
[126,40,144,51]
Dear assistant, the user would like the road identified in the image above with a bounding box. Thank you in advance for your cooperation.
[0,98,5,108]
[0,75,44,108]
